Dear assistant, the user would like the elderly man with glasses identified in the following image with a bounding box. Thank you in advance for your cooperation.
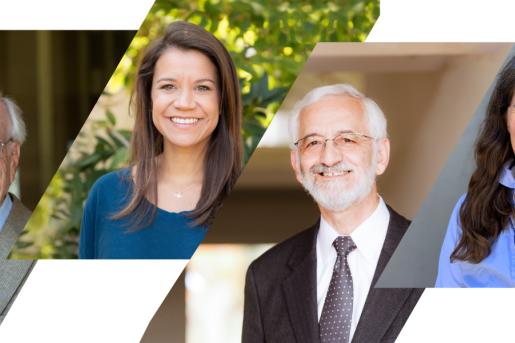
[0,94,30,257]
[243,84,423,343]
[0,94,33,325]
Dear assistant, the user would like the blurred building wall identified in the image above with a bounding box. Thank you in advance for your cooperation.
[0,31,134,208]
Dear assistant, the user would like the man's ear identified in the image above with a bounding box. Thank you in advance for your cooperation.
[290,150,304,184]
[375,137,390,176]
[8,142,20,185]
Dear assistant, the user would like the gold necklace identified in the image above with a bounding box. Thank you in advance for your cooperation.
[171,182,199,199]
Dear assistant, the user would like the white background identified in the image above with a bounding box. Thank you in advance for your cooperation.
[0,261,188,342]
[0,0,154,30]
[0,0,514,342]
[369,0,515,42]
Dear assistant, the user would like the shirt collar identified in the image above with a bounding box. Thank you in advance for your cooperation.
[0,193,13,232]
[499,161,515,189]
[318,197,390,266]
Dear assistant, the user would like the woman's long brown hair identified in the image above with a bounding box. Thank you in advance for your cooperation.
[113,21,242,229]
[451,56,515,263]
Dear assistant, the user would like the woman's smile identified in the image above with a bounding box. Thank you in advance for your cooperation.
[170,116,201,125]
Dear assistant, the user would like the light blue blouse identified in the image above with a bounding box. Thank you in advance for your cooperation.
[0,194,13,233]
[435,163,515,287]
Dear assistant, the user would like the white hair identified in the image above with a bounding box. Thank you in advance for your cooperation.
[288,83,387,147]
[1,94,26,144]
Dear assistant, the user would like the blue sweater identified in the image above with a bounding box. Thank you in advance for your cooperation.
[79,169,207,259]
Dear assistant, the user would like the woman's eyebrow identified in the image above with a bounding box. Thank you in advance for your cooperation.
[195,78,216,84]
[154,77,216,84]
[155,77,177,83]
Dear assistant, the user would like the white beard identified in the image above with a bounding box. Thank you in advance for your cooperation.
[299,156,377,211]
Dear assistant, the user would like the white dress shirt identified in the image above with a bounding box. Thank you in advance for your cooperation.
[316,197,390,341]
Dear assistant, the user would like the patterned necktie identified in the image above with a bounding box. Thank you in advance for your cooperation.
[319,236,357,343]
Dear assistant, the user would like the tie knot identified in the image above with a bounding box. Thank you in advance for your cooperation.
[333,236,356,257]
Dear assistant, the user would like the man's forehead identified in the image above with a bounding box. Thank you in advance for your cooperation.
[298,94,367,133]
[305,92,362,110]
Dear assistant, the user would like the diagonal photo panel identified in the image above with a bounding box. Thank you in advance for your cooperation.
[0,31,134,323]
[0,31,135,257]
[378,46,515,288]
[141,43,513,343]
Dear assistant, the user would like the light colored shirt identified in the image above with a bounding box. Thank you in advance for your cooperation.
[435,162,515,287]
[316,197,390,341]
[0,194,13,233]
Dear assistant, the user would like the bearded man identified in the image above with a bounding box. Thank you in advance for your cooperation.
[242,84,423,343]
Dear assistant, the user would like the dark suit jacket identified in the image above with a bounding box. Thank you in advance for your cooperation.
[242,207,424,343]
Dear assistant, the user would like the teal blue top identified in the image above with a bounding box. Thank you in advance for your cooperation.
[79,169,207,259]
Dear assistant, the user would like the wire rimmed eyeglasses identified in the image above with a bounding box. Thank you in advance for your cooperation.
[294,131,376,156]
[0,138,13,152]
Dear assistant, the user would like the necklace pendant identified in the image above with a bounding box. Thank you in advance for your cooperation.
[174,192,183,199]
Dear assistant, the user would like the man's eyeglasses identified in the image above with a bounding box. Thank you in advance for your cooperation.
[0,138,13,153]
[294,131,375,156]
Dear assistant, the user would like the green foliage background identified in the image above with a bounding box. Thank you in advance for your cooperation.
[13,0,379,258]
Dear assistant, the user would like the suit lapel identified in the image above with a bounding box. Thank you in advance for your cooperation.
[280,208,411,343]
[352,207,411,342]
[0,194,31,259]
[371,207,408,285]
[282,224,320,343]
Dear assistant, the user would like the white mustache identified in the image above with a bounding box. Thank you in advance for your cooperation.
[310,162,354,175]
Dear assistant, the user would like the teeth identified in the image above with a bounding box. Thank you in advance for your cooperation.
[171,117,199,124]
[322,170,350,177]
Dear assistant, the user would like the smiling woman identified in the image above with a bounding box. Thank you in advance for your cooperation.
[79,21,242,259]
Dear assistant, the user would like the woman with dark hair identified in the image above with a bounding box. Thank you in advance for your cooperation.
[79,21,242,258]
[436,56,515,286]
